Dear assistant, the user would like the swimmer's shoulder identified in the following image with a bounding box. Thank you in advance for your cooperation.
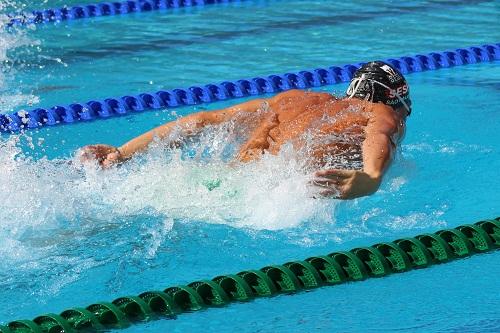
[370,103,399,125]
[270,89,335,104]
[371,102,394,114]
[364,102,402,142]
[342,99,399,132]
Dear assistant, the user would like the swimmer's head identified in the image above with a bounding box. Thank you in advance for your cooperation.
[346,61,412,116]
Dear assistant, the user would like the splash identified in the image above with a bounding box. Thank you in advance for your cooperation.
[0,4,40,113]
[0,135,332,227]
[0,126,337,260]
[0,108,431,303]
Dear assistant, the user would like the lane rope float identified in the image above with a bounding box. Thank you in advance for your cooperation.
[0,217,499,332]
[0,43,499,133]
[5,0,248,27]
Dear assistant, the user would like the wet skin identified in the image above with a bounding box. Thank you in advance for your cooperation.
[80,89,407,199]
[236,90,370,165]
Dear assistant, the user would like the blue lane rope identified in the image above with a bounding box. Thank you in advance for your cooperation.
[1,43,499,133]
[5,0,247,27]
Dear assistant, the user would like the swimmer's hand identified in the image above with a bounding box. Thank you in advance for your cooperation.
[79,144,124,168]
[313,169,381,199]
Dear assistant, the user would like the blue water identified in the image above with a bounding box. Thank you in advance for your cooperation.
[0,1,499,332]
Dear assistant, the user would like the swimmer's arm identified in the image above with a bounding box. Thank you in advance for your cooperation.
[360,115,397,181]
[116,112,213,160]
[81,92,292,166]
[78,98,269,167]
[314,108,398,199]
[117,99,268,158]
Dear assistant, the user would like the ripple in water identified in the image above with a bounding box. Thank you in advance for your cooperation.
[0,4,41,113]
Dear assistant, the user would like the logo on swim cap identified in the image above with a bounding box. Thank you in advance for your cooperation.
[380,64,397,76]
[346,61,412,115]
[386,84,409,98]
[380,64,402,83]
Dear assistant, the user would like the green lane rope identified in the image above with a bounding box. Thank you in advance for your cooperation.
[1,217,499,332]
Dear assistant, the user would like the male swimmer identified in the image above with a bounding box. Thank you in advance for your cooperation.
[80,61,412,199]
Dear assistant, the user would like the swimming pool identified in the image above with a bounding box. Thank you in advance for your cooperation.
[0,0,499,332]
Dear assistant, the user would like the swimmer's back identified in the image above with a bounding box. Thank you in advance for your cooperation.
[268,89,335,122]
[266,90,366,151]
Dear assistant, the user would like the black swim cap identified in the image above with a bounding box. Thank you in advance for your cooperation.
[346,61,412,115]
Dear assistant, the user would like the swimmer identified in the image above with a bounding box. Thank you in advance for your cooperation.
[80,61,412,199]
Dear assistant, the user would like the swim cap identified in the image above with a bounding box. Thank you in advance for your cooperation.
[346,61,412,115]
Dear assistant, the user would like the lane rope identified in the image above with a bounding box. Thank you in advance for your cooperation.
[0,43,499,133]
[5,0,248,27]
[0,217,498,332]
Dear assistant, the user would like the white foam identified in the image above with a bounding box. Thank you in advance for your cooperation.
[78,142,333,231]
[0,130,336,261]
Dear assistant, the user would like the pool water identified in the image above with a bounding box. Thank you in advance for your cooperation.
[0,1,499,332]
